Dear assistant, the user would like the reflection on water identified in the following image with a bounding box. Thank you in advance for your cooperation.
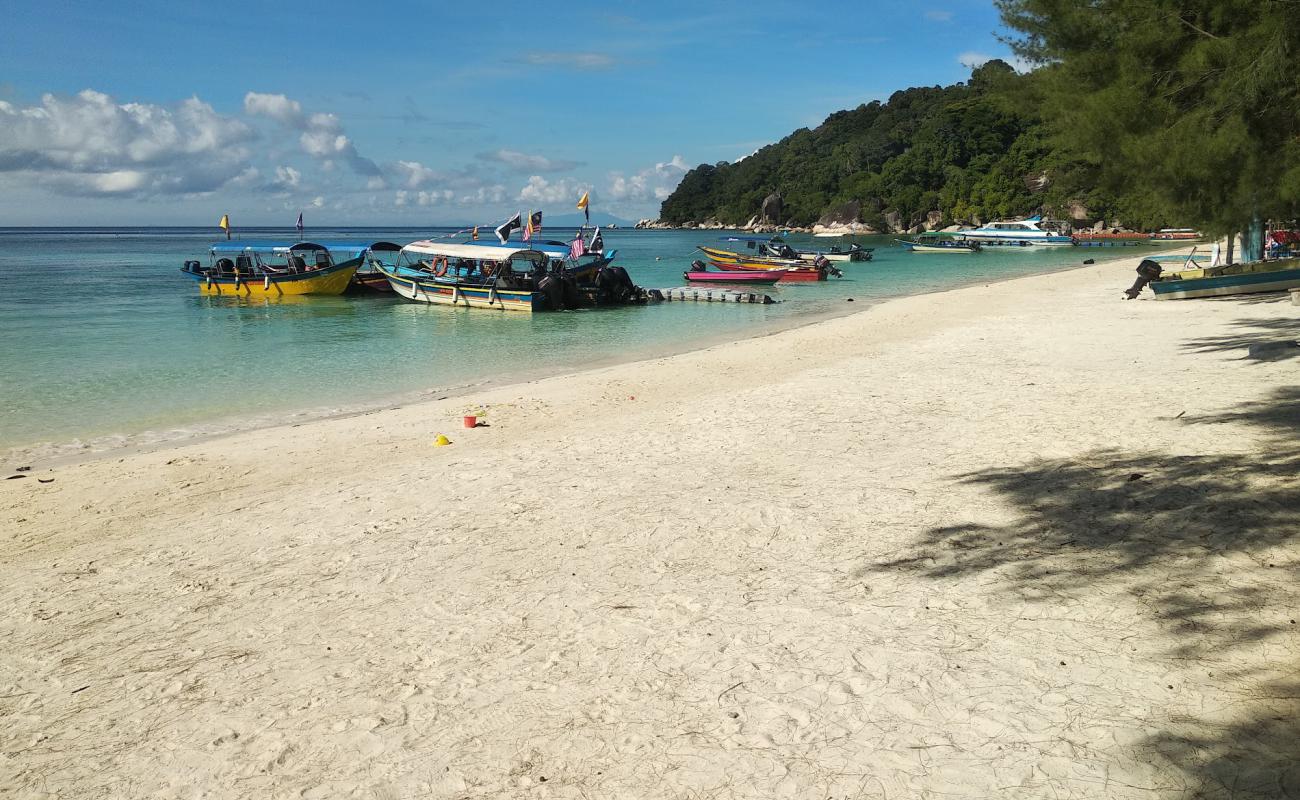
[1,227,1170,458]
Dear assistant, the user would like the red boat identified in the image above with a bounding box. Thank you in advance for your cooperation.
[709,260,826,282]
[685,266,786,284]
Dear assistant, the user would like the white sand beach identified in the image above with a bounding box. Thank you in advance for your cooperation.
[2,254,1297,799]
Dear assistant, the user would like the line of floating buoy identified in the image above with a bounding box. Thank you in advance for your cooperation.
[649,287,777,305]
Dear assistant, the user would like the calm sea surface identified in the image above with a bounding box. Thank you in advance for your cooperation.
[0,227,1164,462]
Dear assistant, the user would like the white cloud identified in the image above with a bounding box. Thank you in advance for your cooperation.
[517,175,587,205]
[924,10,953,22]
[957,51,993,69]
[607,155,690,202]
[274,165,301,188]
[478,148,581,173]
[244,91,380,176]
[519,52,616,70]
[242,92,303,126]
[0,90,255,197]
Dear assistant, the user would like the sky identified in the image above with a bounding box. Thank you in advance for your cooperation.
[0,0,1023,226]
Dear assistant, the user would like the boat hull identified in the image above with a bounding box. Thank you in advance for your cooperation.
[685,270,785,284]
[383,269,542,311]
[182,257,360,297]
[1151,265,1300,300]
[896,239,978,253]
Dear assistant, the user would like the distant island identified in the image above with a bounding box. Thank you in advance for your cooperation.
[648,61,1160,235]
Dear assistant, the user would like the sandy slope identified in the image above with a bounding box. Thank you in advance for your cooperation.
[2,255,1297,799]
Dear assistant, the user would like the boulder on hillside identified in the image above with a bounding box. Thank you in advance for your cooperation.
[883,210,903,233]
[924,210,944,231]
[760,193,784,224]
[1024,172,1050,193]
[817,200,861,228]
[1068,201,1091,222]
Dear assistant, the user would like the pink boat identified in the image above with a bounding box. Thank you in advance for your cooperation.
[684,261,786,285]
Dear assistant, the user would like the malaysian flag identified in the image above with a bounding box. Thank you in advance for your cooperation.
[523,210,542,242]
[295,212,303,236]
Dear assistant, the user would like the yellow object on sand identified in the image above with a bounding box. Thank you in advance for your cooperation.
[434,434,452,447]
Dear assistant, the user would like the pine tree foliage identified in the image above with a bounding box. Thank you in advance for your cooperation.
[998,0,1300,236]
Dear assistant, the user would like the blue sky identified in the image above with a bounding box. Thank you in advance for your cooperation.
[0,0,1021,225]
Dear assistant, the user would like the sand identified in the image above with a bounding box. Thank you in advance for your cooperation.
[2,254,1297,799]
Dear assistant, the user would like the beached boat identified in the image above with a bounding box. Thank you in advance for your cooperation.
[684,260,785,284]
[181,241,362,297]
[962,216,1076,247]
[380,240,645,312]
[895,234,981,253]
[697,245,836,281]
[1148,258,1300,300]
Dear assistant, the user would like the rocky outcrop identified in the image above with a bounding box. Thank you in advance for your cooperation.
[924,210,944,231]
[816,200,860,228]
[760,193,784,224]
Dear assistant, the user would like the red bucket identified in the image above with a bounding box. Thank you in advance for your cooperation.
[463,415,477,428]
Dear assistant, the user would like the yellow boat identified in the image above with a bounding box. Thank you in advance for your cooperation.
[181,241,361,297]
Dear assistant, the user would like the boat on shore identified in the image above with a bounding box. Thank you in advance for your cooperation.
[1148,258,1300,300]
[380,240,645,312]
[895,234,981,253]
[181,241,361,297]
[962,216,1076,247]
[685,260,786,284]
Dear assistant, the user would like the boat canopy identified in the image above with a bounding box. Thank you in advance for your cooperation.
[400,240,552,260]
[209,241,330,253]
[321,240,402,254]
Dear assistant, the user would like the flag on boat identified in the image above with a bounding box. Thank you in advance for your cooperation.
[295,211,303,234]
[471,226,479,241]
[219,214,230,239]
[588,226,603,253]
[576,191,589,222]
[495,212,522,244]
[570,231,585,260]
[523,210,542,242]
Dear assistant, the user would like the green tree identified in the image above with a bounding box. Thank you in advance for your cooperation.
[998,0,1300,249]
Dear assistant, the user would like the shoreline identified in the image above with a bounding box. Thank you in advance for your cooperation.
[4,247,1147,471]
[2,248,1296,798]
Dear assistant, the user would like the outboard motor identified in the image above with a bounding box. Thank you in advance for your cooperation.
[1124,259,1163,299]
[690,259,708,272]
[814,254,842,278]
[561,274,582,309]
[537,273,564,310]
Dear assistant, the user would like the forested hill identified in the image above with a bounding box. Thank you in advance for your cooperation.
[658,61,1146,232]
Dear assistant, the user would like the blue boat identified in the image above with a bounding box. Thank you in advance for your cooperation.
[1150,259,1300,300]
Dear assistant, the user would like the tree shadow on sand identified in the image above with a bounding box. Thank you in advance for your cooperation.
[873,386,1300,798]
[1182,317,1300,363]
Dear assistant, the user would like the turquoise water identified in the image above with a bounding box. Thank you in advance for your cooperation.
[0,227,1157,461]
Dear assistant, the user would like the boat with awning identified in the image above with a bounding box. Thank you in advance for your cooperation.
[380,240,645,312]
[180,241,362,297]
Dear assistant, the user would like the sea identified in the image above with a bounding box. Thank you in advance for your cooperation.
[0,227,1163,464]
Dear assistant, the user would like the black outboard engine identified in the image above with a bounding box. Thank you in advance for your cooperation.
[595,265,637,304]
[690,259,708,272]
[814,254,842,278]
[537,273,565,310]
[1124,259,1163,299]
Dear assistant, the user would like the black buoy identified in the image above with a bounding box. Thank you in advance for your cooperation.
[1083,258,1095,264]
